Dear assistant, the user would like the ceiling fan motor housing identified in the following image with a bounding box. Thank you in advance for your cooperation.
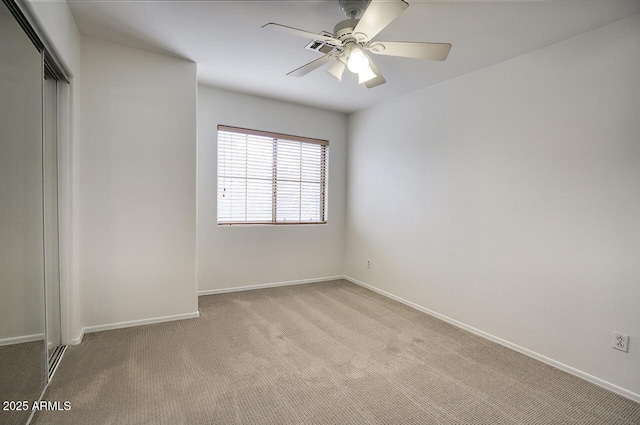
[334,19,360,44]
[339,0,369,19]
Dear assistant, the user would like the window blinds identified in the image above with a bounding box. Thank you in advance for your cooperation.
[217,125,328,225]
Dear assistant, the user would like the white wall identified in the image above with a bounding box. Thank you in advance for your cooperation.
[24,0,83,344]
[345,14,640,398]
[198,86,347,291]
[80,37,198,328]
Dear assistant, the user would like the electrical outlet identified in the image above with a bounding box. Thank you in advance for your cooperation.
[612,331,629,352]
[366,259,371,269]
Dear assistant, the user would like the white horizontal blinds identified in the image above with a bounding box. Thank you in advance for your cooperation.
[217,131,274,223]
[217,126,328,225]
[275,139,327,223]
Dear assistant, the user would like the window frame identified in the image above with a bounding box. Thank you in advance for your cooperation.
[216,125,329,226]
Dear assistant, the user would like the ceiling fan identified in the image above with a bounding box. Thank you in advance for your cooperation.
[262,0,452,88]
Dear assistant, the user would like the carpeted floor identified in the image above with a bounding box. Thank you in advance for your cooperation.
[0,340,46,425]
[32,280,640,424]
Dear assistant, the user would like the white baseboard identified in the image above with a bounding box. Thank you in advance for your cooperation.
[69,328,84,345]
[198,275,343,296]
[82,311,200,334]
[342,275,640,404]
[0,333,45,347]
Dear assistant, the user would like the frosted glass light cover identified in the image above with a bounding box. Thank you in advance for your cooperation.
[327,58,346,81]
[347,47,368,73]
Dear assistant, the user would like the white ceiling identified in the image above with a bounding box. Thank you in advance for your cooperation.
[67,0,640,113]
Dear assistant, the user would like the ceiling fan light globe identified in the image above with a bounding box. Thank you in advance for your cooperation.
[347,47,368,73]
[358,66,377,84]
[327,58,346,81]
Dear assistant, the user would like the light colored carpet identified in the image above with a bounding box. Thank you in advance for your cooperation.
[32,280,640,424]
[0,340,46,425]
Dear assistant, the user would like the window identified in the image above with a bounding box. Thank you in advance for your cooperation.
[217,125,328,225]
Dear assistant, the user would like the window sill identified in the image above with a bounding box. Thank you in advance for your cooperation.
[217,222,327,226]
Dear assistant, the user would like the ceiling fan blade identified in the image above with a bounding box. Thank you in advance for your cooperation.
[287,55,336,77]
[353,0,409,42]
[365,57,386,88]
[262,23,342,45]
[367,41,452,61]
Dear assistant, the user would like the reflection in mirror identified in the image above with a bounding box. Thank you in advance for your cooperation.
[0,1,47,424]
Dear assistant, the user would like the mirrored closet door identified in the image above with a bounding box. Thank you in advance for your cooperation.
[0,1,47,423]
[1,1,67,423]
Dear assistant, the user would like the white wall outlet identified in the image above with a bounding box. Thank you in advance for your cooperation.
[366,259,371,269]
[612,331,629,352]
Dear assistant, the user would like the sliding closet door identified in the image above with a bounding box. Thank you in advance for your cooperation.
[44,70,62,361]
[0,1,47,424]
